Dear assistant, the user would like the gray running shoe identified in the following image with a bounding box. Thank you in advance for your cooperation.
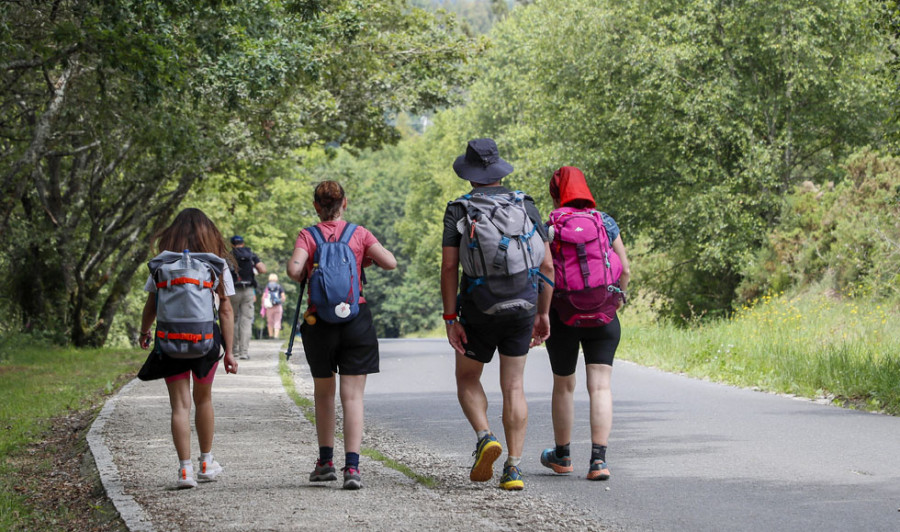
[342,466,362,490]
[309,460,337,482]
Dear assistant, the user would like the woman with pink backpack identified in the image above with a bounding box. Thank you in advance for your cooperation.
[539,166,631,481]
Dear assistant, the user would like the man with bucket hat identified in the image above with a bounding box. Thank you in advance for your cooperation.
[440,138,554,490]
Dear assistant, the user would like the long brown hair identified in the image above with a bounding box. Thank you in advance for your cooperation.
[155,208,229,262]
[314,180,345,221]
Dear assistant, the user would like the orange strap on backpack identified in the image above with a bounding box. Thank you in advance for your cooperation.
[155,277,213,289]
[156,331,214,343]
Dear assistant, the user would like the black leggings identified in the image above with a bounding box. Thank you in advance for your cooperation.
[545,310,621,376]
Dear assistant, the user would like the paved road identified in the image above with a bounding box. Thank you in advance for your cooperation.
[362,338,900,532]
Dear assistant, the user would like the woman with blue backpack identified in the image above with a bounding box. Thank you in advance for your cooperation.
[286,180,397,490]
[137,208,239,489]
[538,166,631,481]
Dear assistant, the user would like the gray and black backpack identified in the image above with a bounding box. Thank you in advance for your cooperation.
[451,191,547,317]
[148,250,226,358]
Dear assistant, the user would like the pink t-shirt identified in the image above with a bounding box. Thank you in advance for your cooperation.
[295,220,380,309]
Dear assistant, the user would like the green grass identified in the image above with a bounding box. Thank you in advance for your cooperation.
[278,355,437,486]
[619,291,900,413]
[278,356,316,424]
[361,448,437,488]
[0,338,144,529]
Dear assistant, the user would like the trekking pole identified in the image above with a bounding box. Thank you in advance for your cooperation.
[284,279,306,361]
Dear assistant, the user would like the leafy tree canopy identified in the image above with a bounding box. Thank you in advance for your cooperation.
[0,0,479,345]
[427,0,895,320]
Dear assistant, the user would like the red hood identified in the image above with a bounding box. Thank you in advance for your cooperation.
[549,166,596,209]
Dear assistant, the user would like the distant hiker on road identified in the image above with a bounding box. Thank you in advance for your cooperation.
[440,138,554,490]
[287,180,397,490]
[539,166,630,481]
[261,273,286,339]
[137,208,239,489]
[229,235,267,359]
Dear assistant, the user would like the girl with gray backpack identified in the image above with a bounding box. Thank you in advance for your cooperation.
[137,208,239,489]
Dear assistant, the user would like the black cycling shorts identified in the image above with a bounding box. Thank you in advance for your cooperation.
[462,315,534,363]
[545,310,621,376]
[300,303,379,379]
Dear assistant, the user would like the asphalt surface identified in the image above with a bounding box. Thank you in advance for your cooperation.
[365,338,900,532]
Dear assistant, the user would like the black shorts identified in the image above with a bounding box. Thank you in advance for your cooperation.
[545,310,621,376]
[138,324,223,382]
[462,315,534,363]
[300,303,379,378]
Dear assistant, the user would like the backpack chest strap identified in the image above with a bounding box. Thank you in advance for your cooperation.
[493,236,511,270]
[576,243,591,282]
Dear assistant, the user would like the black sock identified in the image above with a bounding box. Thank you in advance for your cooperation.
[319,446,333,464]
[345,452,360,470]
[556,443,571,458]
[591,444,607,463]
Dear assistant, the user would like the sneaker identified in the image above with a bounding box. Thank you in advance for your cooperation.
[342,466,362,490]
[238,354,250,360]
[540,448,574,474]
[176,467,197,489]
[309,460,338,482]
[499,464,524,491]
[197,457,223,481]
[470,433,502,482]
[587,459,611,481]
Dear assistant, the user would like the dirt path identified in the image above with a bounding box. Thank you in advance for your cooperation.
[89,339,607,531]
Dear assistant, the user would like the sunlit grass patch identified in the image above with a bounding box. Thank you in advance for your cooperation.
[0,340,143,529]
[620,291,900,414]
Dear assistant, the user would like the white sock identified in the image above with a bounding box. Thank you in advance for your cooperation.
[200,452,213,464]
[476,430,491,441]
[506,456,521,467]
[179,459,193,473]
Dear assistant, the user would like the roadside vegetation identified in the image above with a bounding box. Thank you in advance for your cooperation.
[0,338,142,529]
[620,287,900,414]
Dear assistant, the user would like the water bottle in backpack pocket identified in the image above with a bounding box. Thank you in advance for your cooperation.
[548,208,623,327]
[306,223,361,324]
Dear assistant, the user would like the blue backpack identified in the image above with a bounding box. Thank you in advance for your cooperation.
[306,223,361,323]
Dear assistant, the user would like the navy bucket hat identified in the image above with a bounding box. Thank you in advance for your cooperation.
[453,138,514,185]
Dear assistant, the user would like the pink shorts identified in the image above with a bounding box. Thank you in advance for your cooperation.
[164,361,219,384]
[266,303,284,329]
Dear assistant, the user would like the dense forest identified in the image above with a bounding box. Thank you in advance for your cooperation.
[2,0,898,346]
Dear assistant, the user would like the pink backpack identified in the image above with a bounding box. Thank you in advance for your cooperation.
[548,207,623,327]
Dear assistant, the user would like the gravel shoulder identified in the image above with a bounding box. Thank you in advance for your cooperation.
[90,339,609,531]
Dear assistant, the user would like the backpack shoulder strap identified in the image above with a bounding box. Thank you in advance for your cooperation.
[449,194,471,207]
[338,223,358,244]
[306,225,326,245]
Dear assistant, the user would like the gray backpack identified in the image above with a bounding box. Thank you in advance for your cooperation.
[148,250,226,359]
[451,191,546,316]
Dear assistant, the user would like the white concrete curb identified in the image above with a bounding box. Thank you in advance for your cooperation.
[86,378,155,532]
